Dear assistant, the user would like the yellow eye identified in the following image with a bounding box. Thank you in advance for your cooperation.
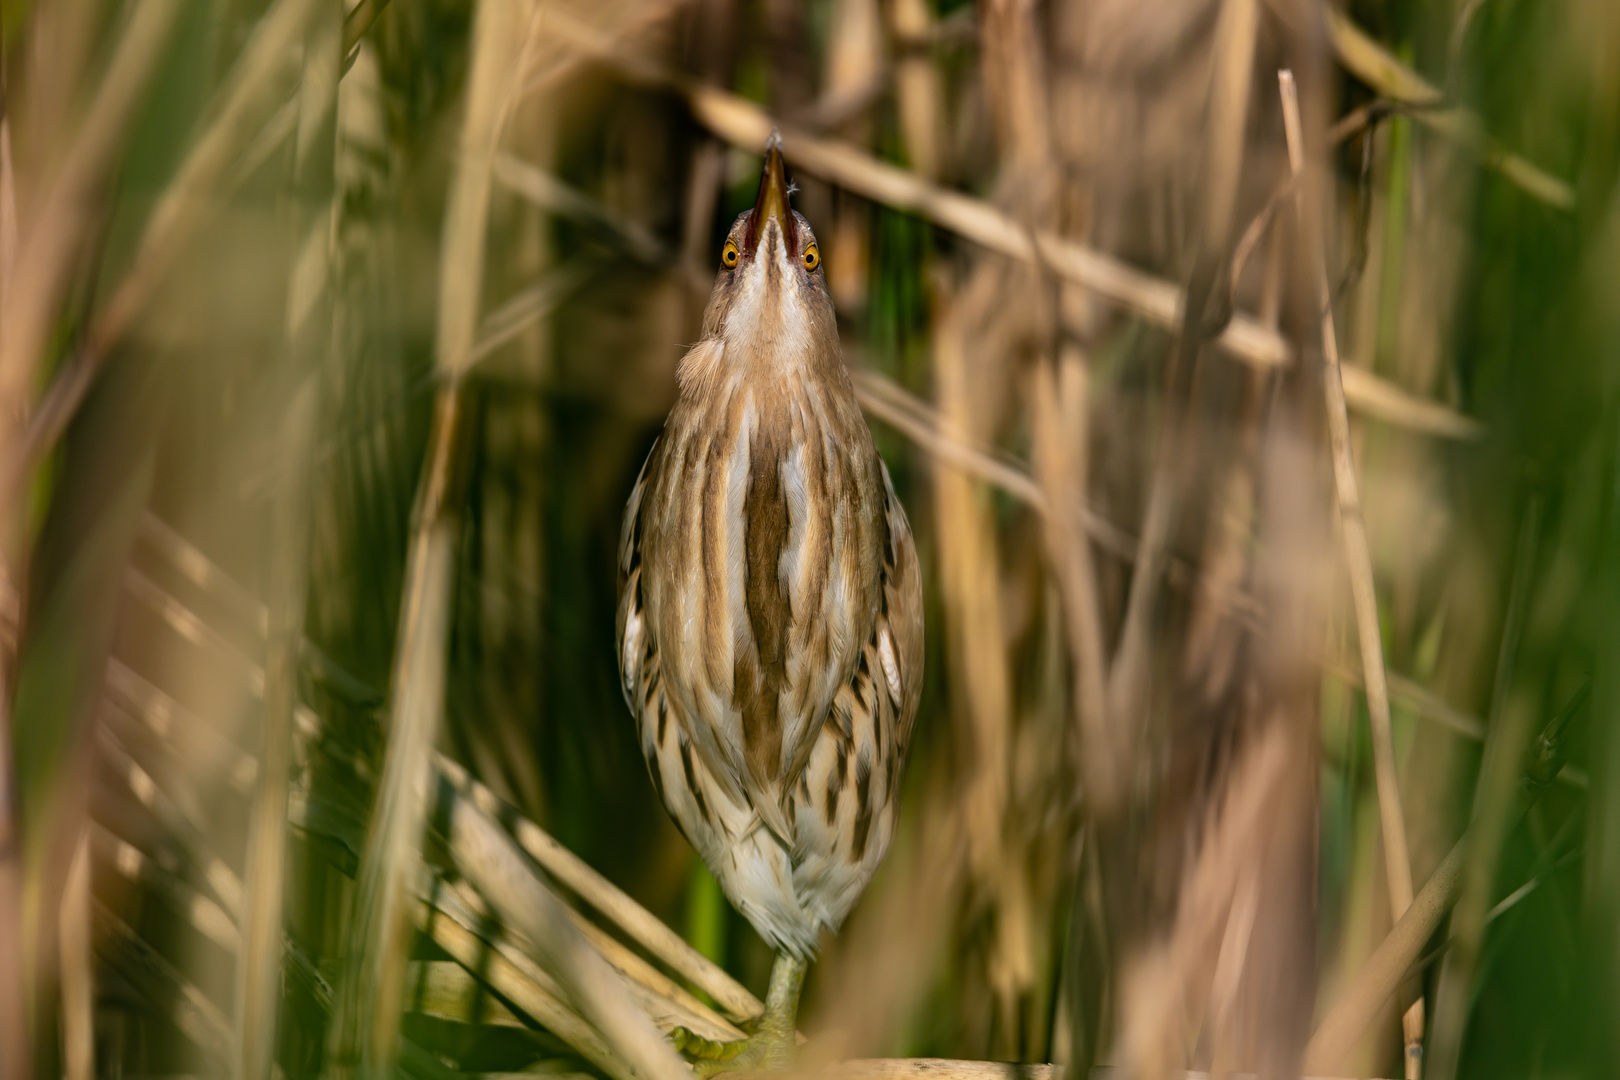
[721,241,739,269]
[802,243,820,271]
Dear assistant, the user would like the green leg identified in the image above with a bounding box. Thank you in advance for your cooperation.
[672,952,806,1075]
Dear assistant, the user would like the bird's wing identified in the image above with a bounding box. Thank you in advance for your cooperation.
[619,430,764,831]
[616,439,657,714]
[875,460,925,753]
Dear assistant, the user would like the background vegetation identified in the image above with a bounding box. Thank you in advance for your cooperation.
[0,0,1617,1077]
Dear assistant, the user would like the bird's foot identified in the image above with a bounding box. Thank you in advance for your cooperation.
[671,1026,795,1076]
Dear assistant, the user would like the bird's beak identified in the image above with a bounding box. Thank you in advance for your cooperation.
[744,132,796,258]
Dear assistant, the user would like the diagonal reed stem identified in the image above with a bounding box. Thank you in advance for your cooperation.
[326,0,527,1074]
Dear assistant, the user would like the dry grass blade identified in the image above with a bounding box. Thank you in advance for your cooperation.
[1305,836,1466,1074]
[0,0,325,504]
[1116,728,1289,1077]
[435,769,690,1080]
[852,369,1141,569]
[90,821,240,952]
[1279,68,1423,1070]
[406,961,528,1028]
[0,10,182,1066]
[61,831,93,1080]
[95,719,244,917]
[1322,8,1575,210]
[94,899,234,1062]
[329,462,460,1075]
[853,369,1046,513]
[493,153,666,265]
[0,0,182,478]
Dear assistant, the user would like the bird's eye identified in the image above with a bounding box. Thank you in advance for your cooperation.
[721,241,740,269]
[802,244,820,271]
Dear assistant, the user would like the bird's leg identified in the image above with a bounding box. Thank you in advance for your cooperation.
[672,951,806,1075]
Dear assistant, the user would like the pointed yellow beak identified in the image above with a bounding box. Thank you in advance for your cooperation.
[744,132,797,258]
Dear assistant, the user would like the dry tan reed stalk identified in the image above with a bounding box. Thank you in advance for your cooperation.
[436,769,690,1080]
[1027,350,1116,814]
[342,0,392,61]
[1279,69,1425,1074]
[1105,0,1264,803]
[928,276,1014,919]
[0,0,327,505]
[750,1061,1063,1080]
[330,3,527,1072]
[853,369,1047,512]
[237,376,317,1080]
[238,10,342,1074]
[1320,8,1574,210]
[888,0,945,180]
[405,961,528,1028]
[1116,727,1289,1078]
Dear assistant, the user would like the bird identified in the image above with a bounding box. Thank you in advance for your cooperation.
[615,133,924,1073]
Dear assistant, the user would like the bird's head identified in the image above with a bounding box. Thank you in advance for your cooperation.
[692,132,837,384]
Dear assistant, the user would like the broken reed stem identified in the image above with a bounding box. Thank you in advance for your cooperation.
[432,754,764,1023]
[1279,68,1423,1075]
[414,872,639,1080]
[520,6,1480,441]
[329,0,525,1074]
[434,770,691,1080]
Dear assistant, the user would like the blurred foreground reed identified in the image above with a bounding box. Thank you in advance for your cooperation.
[0,0,1617,1078]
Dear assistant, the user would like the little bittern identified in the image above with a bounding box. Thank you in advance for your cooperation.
[616,134,923,1072]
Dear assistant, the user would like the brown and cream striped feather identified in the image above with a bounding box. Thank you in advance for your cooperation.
[616,191,922,957]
